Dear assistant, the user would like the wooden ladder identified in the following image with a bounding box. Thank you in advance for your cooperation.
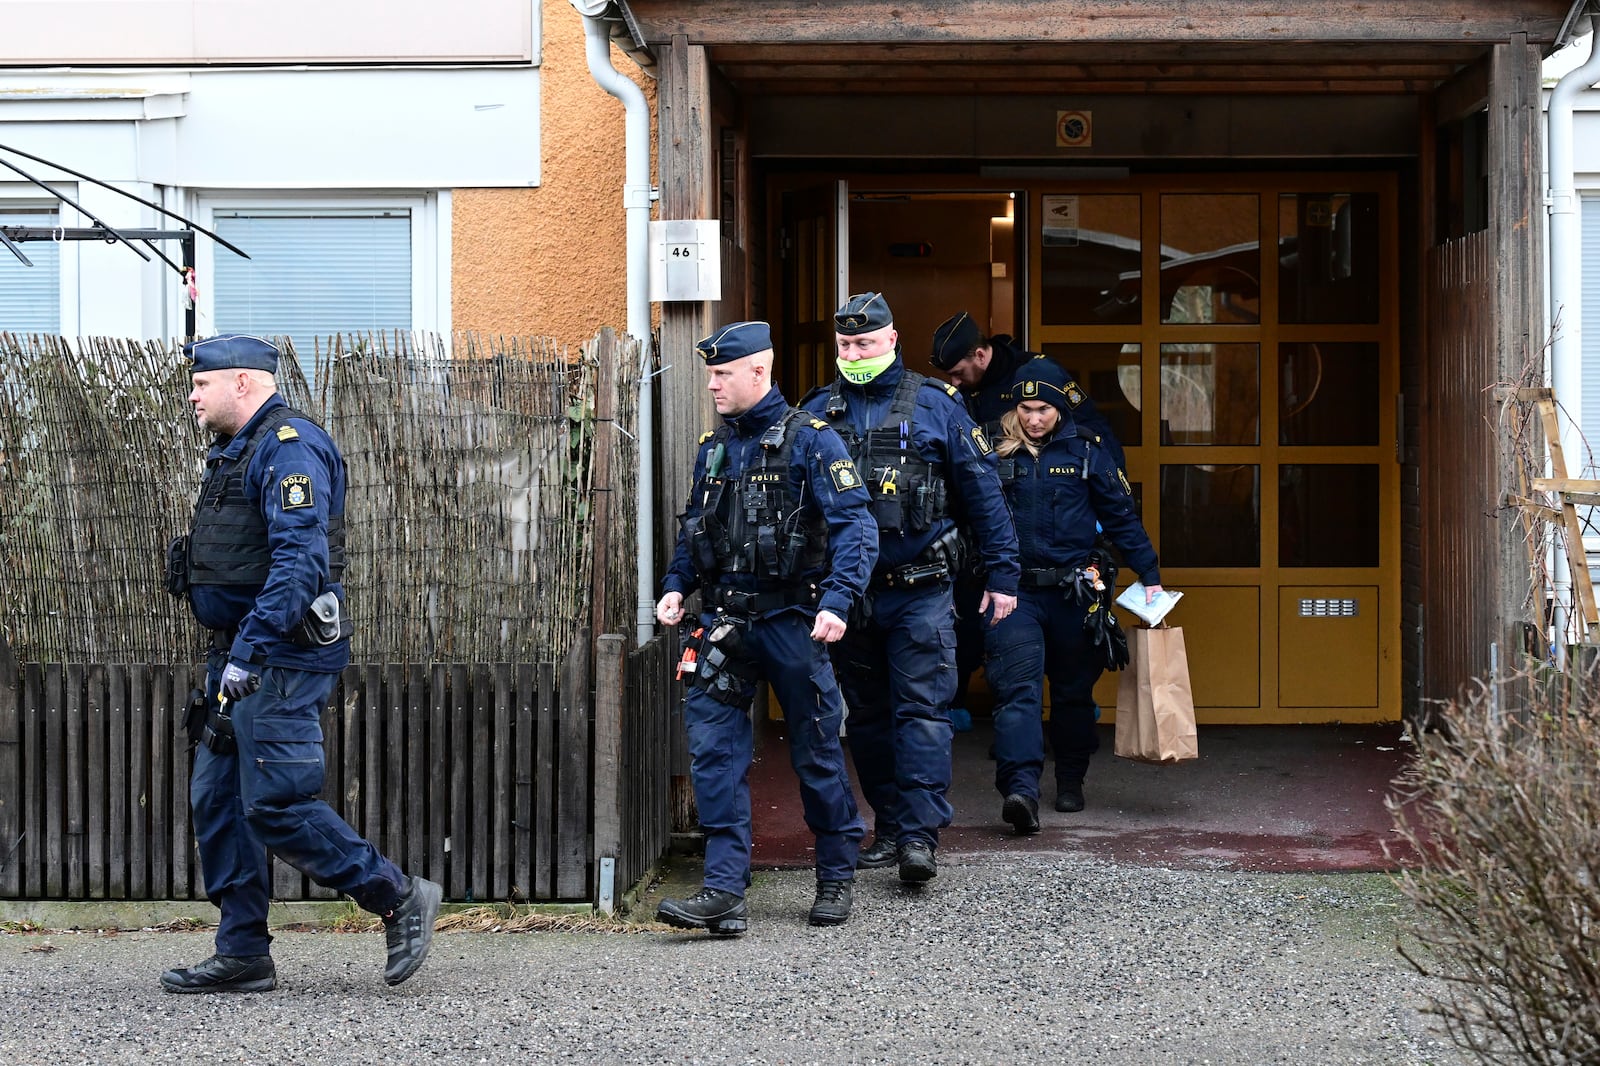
[1523,388,1600,638]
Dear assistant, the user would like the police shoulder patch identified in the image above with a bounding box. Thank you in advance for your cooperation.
[698,430,716,444]
[1065,384,1086,407]
[280,473,315,510]
[829,458,863,492]
[276,424,300,441]
[970,425,994,455]
[809,418,829,431]
[941,382,960,397]
[1117,469,1134,495]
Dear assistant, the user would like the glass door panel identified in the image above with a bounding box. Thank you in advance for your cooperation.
[1159,194,1260,324]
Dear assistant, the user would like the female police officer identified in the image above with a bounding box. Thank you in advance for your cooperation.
[985,358,1162,831]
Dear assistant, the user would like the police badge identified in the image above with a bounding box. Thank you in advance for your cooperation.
[280,473,315,510]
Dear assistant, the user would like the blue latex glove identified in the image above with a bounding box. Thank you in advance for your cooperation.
[220,661,261,702]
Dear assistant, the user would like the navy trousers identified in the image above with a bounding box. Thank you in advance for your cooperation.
[984,588,1103,800]
[190,654,407,956]
[684,610,864,895]
[832,583,957,849]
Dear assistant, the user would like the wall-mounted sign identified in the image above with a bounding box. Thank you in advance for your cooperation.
[1056,110,1093,149]
[649,219,722,302]
[1041,194,1081,248]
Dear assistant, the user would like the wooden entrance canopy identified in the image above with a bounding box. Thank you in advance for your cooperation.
[620,0,1581,95]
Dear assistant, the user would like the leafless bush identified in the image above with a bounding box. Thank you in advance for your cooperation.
[1390,666,1600,1065]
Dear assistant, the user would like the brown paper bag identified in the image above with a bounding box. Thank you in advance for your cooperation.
[1114,626,1199,763]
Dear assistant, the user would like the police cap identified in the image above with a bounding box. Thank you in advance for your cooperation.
[696,321,773,365]
[930,311,983,371]
[185,333,280,374]
[833,292,893,336]
[1010,356,1075,416]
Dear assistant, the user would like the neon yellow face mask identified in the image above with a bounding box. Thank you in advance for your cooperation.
[836,352,897,384]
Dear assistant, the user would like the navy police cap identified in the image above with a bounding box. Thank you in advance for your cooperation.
[833,292,893,335]
[185,333,280,374]
[1010,356,1075,417]
[696,321,773,365]
[930,311,983,371]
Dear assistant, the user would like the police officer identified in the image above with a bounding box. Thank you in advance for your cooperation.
[162,333,440,992]
[929,311,1127,719]
[802,293,1019,883]
[929,311,1123,465]
[654,321,877,934]
[985,359,1161,831]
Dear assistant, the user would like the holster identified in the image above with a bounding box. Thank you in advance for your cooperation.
[182,686,210,746]
[689,619,758,706]
[290,590,352,647]
[164,535,190,598]
[201,705,238,755]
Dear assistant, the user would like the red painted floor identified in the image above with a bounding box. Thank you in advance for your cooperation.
[747,715,1417,873]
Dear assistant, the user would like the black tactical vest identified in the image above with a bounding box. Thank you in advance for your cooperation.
[188,406,347,588]
[687,408,826,582]
[823,372,948,534]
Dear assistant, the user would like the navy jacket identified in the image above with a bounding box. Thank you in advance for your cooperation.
[803,360,1019,595]
[664,386,878,621]
[188,395,350,673]
[1001,420,1160,587]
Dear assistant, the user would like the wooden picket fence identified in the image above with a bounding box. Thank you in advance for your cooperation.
[0,638,681,906]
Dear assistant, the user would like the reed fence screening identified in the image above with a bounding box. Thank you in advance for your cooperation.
[0,330,677,905]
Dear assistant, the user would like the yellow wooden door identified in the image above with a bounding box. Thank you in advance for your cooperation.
[1028,175,1401,724]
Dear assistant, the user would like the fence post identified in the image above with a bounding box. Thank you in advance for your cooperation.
[590,331,617,650]
[0,634,18,897]
[592,634,625,914]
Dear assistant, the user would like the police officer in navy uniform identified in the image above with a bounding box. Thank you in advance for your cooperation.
[929,311,1127,721]
[801,293,1019,883]
[929,312,1122,462]
[654,321,877,934]
[163,334,441,992]
[985,358,1161,831]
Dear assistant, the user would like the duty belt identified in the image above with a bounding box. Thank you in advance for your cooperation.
[706,583,820,615]
[875,559,951,590]
[1020,567,1080,588]
[209,629,237,652]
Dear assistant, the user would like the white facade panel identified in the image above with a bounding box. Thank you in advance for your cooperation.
[0,0,534,65]
[170,70,541,189]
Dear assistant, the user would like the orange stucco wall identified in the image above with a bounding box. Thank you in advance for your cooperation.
[451,0,653,346]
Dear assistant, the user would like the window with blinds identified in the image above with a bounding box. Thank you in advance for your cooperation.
[212,207,412,368]
[1580,194,1600,553]
[1583,195,1600,479]
[0,206,62,334]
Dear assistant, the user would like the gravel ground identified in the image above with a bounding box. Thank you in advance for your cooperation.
[0,852,1466,1066]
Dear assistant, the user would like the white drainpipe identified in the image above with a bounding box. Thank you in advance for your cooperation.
[1547,18,1600,654]
[572,1,658,645]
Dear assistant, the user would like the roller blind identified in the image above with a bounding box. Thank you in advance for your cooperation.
[1585,196,1600,468]
[0,207,62,334]
[213,208,412,371]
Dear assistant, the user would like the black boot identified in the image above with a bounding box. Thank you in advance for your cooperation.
[897,840,937,883]
[657,887,748,935]
[1002,793,1041,834]
[1055,785,1086,813]
[809,879,854,926]
[856,835,899,870]
[383,876,443,986]
[160,953,276,994]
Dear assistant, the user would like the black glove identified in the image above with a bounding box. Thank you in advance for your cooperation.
[1085,600,1130,671]
[220,661,261,702]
